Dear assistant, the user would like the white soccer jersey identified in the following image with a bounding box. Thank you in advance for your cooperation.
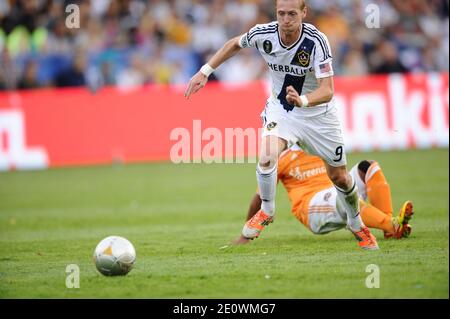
[239,21,335,117]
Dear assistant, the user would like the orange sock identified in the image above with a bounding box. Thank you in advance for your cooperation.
[366,162,393,216]
[360,202,394,233]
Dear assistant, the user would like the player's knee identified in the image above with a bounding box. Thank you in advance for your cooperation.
[357,160,377,181]
[258,154,277,170]
[357,160,372,181]
[358,160,375,173]
[258,159,277,171]
[330,172,350,189]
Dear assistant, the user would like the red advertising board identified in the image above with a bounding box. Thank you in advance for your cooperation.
[0,73,448,171]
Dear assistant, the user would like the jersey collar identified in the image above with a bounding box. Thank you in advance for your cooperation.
[277,23,304,51]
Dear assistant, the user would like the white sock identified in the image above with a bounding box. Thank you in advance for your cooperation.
[335,177,364,231]
[256,164,277,216]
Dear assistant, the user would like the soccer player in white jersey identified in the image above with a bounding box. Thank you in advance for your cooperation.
[185,0,378,250]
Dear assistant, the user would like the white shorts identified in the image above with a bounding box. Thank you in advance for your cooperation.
[307,187,347,234]
[261,100,347,167]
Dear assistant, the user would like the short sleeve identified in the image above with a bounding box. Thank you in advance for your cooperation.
[239,23,277,49]
[313,31,334,78]
[239,33,252,48]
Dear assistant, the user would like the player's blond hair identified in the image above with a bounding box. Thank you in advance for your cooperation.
[275,0,306,10]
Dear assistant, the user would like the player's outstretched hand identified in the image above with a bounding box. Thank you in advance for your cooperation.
[286,85,300,107]
[184,71,208,99]
[232,235,251,245]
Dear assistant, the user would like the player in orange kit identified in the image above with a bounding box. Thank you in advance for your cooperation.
[236,144,414,249]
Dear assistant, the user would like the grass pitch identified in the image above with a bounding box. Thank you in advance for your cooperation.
[0,148,448,298]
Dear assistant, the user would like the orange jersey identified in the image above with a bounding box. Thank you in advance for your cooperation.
[277,149,333,227]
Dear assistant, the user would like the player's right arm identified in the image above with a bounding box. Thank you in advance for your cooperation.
[184,35,243,98]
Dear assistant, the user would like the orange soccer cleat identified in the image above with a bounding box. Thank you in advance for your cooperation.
[242,210,274,239]
[393,201,414,239]
[350,226,379,250]
[384,201,414,239]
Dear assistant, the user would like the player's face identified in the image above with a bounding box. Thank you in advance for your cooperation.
[276,0,306,35]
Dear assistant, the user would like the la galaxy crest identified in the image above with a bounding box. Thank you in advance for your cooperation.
[297,50,310,66]
[263,40,273,54]
[266,122,277,131]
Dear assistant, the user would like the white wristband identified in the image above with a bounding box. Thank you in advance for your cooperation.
[200,64,215,77]
[299,95,309,107]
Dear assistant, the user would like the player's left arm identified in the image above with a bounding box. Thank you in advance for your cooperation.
[286,29,335,108]
[286,76,334,107]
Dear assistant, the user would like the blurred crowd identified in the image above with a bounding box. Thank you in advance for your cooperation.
[0,0,448,91]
